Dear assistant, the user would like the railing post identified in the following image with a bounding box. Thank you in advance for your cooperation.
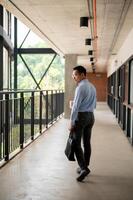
[14,93,18,125]
[62,91,64,115]
[59,90,61,118]
[55,90,58,120]
[51,90,53,124]
[20,92,24,149]
[61,90,63,116]
[39,91,42,133]
[31,92,34,140]
[46,91,48,128]
[57,90,59,118]
[5,94,10,161]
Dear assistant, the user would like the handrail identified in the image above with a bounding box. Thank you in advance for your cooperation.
[0,89,64,167]
[0,89,64,94]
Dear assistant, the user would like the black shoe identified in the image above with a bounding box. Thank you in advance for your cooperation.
[76,167,90,174]
[76,167,81,174]
[76,169,90,182]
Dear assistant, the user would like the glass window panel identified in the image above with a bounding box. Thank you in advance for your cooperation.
[17,20,48,48]
[17,20,29,48]
[3,8,8,34]
[11,15,14,45]
[21,54,54,87]
[3,47,9,89]
[8,13,11,38]
[11,58,14,90]
[17,55,37,89]
[40,55,65,90]
[22,31,49,48]
[17,19,64,90]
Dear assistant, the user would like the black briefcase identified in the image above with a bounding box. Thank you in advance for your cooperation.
[64,133,75,161]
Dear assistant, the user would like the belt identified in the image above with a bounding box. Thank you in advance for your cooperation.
[78,111,93,114]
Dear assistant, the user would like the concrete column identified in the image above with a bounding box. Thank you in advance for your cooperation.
[64,54,77,119]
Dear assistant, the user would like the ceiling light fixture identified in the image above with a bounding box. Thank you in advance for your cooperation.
[90,57,94,62]
[85,38,91,45]
[88,50,93,55]
[85,36,98,46]
[80,17,88,27]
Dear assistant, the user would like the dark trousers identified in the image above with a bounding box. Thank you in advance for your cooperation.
[73,112,95,170]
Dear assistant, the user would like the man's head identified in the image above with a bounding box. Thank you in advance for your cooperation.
[72,65,86,83]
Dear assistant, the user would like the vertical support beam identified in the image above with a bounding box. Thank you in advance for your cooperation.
[0,5,3,90]
[14,17,17,90]
[5,94,10,161]
[61,90,64,116]
[64,54,77,118]
[55,90,58,119]
[60,91,62,116]
[59,90,61,118]
[14,17,18,123]
[20,92,24,149]
[0,6,4,160]
[39,91,42,133]
[51,90,53,124]
[58,91,60,117]
[63,91,64,115]
[31,92,34,140]
[46,91,48,128]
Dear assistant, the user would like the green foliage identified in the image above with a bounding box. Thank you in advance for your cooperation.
[17,43,64,90]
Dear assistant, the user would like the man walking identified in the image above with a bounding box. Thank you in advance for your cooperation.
[69,65,96,182]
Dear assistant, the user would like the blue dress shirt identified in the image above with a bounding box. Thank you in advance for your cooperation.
[70,79,96,126]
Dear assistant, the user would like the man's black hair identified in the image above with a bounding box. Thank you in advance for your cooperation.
[73,65,86,76]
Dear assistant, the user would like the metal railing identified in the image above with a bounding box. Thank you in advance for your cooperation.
[0,89,64,165]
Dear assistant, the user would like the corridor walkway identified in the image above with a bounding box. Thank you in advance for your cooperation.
[0,103,133,200]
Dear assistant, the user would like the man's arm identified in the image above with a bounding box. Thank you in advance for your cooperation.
[69,86,83,131]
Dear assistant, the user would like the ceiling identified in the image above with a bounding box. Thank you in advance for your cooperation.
[1,0,133,72]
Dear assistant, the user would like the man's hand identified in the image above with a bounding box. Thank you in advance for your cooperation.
[68,122,75,132]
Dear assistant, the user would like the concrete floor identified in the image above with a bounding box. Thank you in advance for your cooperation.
[0,103,133,200]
